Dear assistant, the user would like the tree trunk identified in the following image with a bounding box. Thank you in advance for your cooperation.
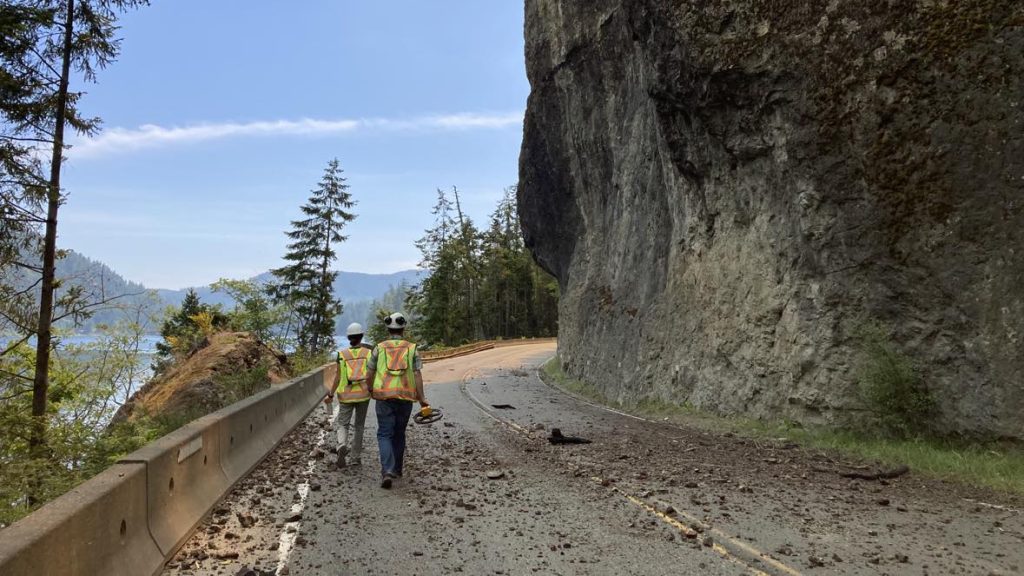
[29,0,74,492]
[319,215,333,353]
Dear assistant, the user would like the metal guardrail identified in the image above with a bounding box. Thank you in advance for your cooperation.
[420,337,556,362]
[0,337,556,576]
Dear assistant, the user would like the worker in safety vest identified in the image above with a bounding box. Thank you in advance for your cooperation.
[324,323,372,468]
[364,312,429,489]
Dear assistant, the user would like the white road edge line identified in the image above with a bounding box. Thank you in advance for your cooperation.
[274,402,335,576]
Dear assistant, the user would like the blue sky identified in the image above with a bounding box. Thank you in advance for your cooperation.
[60,1,528,289]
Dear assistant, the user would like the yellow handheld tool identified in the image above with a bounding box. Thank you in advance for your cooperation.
[413,406,443,424]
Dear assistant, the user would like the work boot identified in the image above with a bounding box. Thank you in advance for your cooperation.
[380,473,396,489]
[335,446,348,469]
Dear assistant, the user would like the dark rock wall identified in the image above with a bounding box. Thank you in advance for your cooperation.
[519,1,1024,437]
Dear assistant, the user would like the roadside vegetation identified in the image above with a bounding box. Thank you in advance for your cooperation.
[0,152,353,524]
[542,358,1024,496]
[369,186,559,347]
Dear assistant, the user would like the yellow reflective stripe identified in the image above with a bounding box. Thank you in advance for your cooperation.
[380,340,413,372]
[338,384,370,402]
[338,347,370,382]
[372,340,417,401]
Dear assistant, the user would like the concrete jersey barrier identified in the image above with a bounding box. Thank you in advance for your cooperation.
[0,365,331,576]
[0,463,163,576]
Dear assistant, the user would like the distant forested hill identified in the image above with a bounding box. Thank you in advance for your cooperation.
[157,270,423,336]
[23,250,423,334]
[2,245,421,334]
[155,269,423,308]
[0,250,165,334]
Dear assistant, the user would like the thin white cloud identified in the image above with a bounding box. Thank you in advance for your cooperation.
[71,112,523,159]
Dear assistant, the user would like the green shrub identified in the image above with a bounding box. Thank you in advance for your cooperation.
[856,325,936,437]
[214,361,272,404]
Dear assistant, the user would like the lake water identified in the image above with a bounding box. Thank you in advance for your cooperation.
[57,334,164,354]
[0,334,162,354]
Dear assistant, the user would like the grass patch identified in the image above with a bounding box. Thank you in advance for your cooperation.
[855,323,936,437]
[214,361,272,404]
[287,351,327,378]
[540,357,1024,496]
[742,422,1024,495]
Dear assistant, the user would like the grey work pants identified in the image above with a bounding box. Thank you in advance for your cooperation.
[334,400,369,462]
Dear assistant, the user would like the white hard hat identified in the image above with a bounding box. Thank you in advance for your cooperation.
[384,312,408,330]
[345,322,364,336]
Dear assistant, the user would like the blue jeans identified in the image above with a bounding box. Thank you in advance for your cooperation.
[375,399,413,476]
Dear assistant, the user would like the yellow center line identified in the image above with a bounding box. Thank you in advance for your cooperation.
[458,367,804,576]
[591,475,803,576]
[601,478,770,576]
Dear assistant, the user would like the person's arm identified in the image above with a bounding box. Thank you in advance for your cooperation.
[324,357,342,404]
[412,346,427,406]
[414,370,427,407]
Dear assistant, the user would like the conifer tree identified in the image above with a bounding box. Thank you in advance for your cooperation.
[411,186,559,345]
[152,289,228,372]
[411,188,474,345]
[270,158,355,355]
[0,0,147,461]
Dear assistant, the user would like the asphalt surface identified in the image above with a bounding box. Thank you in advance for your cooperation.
[163,343,1023,576]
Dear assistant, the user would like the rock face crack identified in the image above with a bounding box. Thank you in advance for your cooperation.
[518,0,1024,437]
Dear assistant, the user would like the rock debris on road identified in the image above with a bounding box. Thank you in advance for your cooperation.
[162,344,1023,576]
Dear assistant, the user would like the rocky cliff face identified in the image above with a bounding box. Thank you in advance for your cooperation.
[519,1,1024,437]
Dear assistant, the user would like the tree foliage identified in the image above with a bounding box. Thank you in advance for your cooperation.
[0,306,158,526]
[363,282,414,345]
[211,277,287,347]
[857,324,937,438]
[0,0,148,472]
[269,158,356,355]
[152,289,227,374]
[409,186,558,346]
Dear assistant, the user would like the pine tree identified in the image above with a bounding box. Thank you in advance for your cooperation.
[270,158,355,355]
[412,185,559,344]
[152,289,228,373]
[0,0,148,465]
[410,188,478,345]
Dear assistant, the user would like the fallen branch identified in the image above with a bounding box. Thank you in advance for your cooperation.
[840,465,909,480]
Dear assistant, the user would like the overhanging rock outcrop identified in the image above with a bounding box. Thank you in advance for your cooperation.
[519,1,1024,436]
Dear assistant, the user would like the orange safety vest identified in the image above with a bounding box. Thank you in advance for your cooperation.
[371,339,418,402]
[336,347,371,403]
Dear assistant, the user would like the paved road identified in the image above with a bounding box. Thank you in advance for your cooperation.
[163,343,1023,575]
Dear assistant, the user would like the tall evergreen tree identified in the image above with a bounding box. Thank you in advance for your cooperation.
[480,188,529,338]
[410,188,478,345]
[411,186,559,345]
[270,158,355,355]
[0,0,148,462]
